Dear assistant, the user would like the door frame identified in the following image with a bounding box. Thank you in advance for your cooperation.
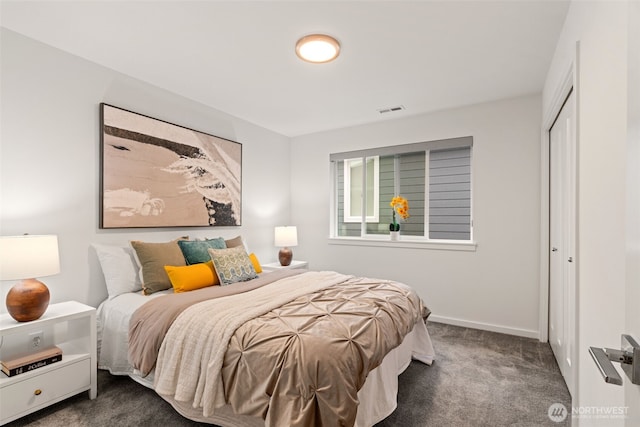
[539,56,576,346]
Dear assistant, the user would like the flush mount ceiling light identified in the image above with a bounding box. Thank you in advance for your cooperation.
[295,34,341,63]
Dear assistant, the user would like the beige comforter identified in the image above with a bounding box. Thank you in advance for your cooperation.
[131,271,428,427]
[129,269,302,376]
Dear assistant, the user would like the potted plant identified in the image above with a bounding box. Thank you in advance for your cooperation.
[389,196,409,240]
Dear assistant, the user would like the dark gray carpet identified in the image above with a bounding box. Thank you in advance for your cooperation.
[376,322,571,427]
[6,322,570,427]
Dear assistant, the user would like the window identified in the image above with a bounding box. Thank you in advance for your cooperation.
[330,136,472,241]
[343,157,379,223]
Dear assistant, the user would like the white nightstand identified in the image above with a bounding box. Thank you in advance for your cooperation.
[0,301,97,425]
[262,260,309,272]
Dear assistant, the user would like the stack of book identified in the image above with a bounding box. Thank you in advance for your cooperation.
[1,346,62,377]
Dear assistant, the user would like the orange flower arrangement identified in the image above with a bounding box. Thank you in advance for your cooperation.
[390,196,410,231]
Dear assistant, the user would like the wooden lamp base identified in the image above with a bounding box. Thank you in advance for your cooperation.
[279,247,293,266]
[5,278,50,322]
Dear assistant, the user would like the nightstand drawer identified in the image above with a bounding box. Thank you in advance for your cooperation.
[0,357,90,422]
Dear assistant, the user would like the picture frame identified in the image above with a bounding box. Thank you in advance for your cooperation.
[99,103,242,228]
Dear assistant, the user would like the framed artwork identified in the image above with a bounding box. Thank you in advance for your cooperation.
[100,103,242,228]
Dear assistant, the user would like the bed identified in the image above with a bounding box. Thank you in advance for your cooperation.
[94,239,435,427]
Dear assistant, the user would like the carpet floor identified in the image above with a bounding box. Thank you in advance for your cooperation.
[5,322,571,427]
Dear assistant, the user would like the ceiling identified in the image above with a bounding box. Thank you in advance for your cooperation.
[0,1,570,137]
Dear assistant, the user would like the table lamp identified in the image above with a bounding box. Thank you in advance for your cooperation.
[274,226,297,266]
[0,235,60,322]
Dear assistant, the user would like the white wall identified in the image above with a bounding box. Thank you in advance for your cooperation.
[0,29,292,309]
[290,95,542,338]
[542,1,630,423]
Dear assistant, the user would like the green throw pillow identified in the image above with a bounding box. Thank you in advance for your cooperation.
[178,238,226,265]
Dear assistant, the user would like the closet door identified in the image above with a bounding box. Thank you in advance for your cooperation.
[549,89,576,397]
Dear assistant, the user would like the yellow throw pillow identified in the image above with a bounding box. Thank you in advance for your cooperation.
[164,261,218,293]
[249,253,262,274]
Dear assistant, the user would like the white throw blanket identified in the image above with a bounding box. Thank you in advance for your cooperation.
[154,271,351,417]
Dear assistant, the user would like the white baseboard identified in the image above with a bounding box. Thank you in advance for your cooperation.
[428,314,541,340]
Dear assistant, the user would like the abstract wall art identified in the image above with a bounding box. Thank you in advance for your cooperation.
[100,103,242,228]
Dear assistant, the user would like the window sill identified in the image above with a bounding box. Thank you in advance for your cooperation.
[327,237,477,251]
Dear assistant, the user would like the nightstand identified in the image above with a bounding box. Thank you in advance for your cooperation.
[262,260,309,272]
[0,301,97,425]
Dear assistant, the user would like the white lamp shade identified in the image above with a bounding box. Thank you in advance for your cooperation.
[0,235,60,280]
[274,226,298,247]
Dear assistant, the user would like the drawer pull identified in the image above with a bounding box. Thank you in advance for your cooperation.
[34,389,42,396]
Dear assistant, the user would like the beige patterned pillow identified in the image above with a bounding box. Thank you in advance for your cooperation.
[131,237,188,295]
[208,246,258,285]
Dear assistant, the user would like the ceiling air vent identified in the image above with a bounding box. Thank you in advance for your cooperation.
[377,105,406,114]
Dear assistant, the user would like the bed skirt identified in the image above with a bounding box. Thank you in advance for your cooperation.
[129,319,434,427]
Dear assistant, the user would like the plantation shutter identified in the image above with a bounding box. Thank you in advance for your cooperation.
[429,147,472,240]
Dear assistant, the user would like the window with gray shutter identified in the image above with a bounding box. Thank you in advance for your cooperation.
[331,136,472,241]
[429,147,471,240]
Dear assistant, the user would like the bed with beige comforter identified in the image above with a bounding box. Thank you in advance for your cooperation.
[128,269,431,427]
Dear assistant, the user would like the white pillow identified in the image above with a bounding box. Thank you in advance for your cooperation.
[93,243,142,298]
